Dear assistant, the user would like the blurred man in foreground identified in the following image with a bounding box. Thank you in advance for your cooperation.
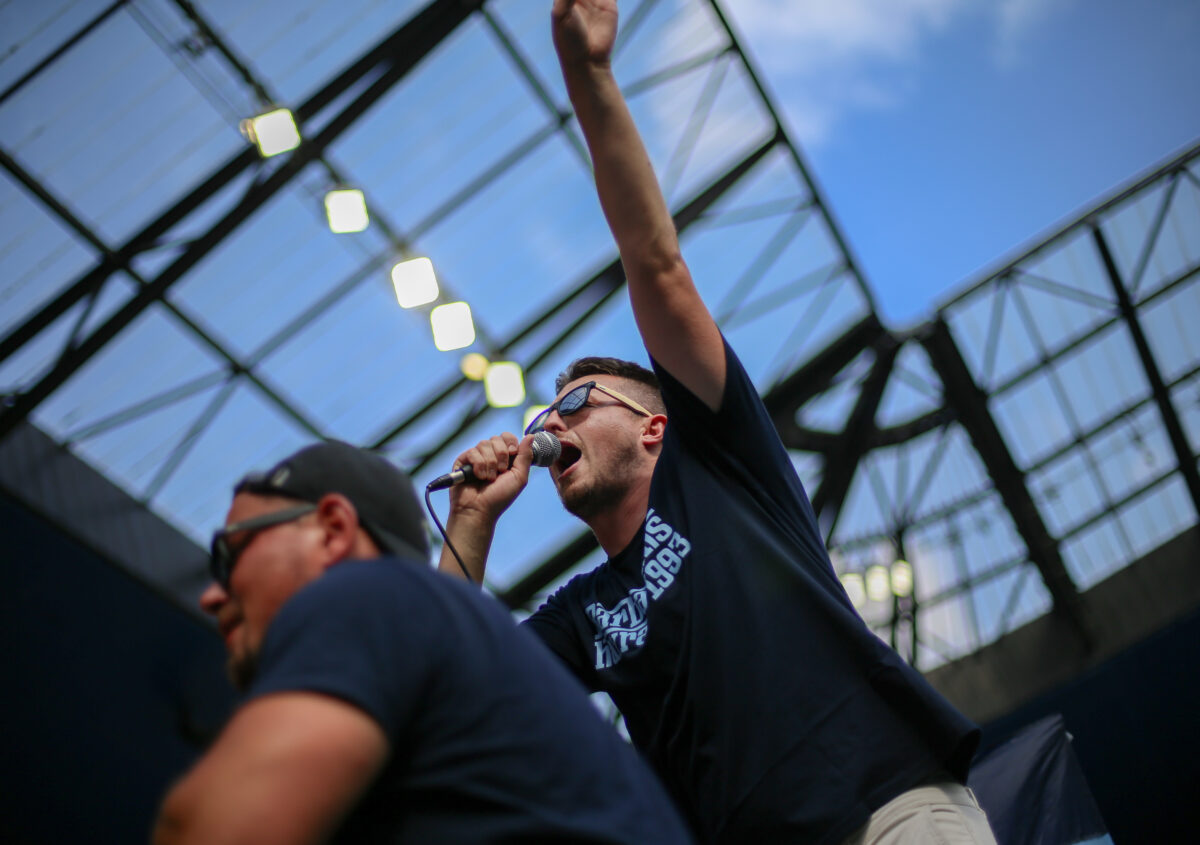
[154,440,691,844]
[438,2,997,842]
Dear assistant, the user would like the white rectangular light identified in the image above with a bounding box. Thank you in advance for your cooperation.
[523,405,549,432]
[484,362,525,408]
[392,258,439,308]
[245,108,301,157]
[324,189,369,233]
[430,302,475,351]
[460,352,489,381]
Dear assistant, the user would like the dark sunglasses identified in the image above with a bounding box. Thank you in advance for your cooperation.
[524,381,652,435]
[209,503,317,590]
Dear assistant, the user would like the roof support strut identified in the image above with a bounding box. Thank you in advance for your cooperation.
[921,318,1089,644]
[0,0,482,443]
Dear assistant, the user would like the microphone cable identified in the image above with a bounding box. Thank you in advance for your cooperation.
[424,431,562,584]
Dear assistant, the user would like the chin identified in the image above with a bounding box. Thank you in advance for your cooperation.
[227,651,259,692]
[556,479,590,519]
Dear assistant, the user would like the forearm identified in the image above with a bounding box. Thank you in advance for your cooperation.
[560,49,726,407]
[153,780,321,845]
[562,62,684,283]
[437,510,496,582]
[153,694,385,845]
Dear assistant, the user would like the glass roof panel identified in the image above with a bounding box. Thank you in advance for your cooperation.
[1,6,241,244]
[1115,475,1194,563]
[167,172,380,358]
[1141,272,1200,383]
[327,16,556,238]
[413,132,615,343]
[257,265,456,443]
[990,371,1074,470]
[202,0,429,106]
[148,378,318,541]
[33,299,227,442]
[1048,323,1146,434]
[875,343,942,428]
[0,169,96,337]
[2,0,1196,675]
[945,282,1042,393]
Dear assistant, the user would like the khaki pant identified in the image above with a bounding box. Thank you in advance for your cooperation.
[840,781,997,845]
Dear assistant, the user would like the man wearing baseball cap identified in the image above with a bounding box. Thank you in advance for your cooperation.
[154,440,691,844]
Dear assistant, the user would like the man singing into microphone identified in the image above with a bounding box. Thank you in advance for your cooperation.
[154,440,691,844]
[439,2,997,843]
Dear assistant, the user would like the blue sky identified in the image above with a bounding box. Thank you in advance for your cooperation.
[726,0,1200,325]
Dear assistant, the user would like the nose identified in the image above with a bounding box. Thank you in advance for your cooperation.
[542,408,568,434]
[199,581,229,616]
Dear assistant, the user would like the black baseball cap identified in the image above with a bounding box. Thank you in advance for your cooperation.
[234,440,430,562]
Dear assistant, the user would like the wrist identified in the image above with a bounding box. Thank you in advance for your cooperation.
[561,56,615,90]
[446,502,501,533]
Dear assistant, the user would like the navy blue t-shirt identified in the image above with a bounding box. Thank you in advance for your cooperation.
[249,558,692,844]
[524,340,979,844]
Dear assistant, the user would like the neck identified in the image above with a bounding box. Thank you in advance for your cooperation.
[586,471,653,558]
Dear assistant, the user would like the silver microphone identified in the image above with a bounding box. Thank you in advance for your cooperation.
[426,431,561,491]
[530,430,562,468]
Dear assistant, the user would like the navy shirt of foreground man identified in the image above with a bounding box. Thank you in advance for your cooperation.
[153,440,692,844]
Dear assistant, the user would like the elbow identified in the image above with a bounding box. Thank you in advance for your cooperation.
[152,811,184,845]
[626,245,687,287]
[152,784,196,845]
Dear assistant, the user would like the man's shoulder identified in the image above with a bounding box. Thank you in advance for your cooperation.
[528,560,613,619]
[313,556,409,594]
[282,558,440,626]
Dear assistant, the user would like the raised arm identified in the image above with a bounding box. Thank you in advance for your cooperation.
[154,693,387,845]
[553,0,726,410]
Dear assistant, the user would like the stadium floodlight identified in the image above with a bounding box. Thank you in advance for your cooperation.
[461,353,489,381]
[523,405,549,432]
[890,559,914,598]
[242,108,301,157]
[485,362,525,408]
[431,302,475,351]
[840,572,866,610]
[865,564,890,603]
[392,258,439,308]
[324,188,369,233]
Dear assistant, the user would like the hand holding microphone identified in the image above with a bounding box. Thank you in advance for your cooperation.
[427,431,561,491]
[426,431,560,583]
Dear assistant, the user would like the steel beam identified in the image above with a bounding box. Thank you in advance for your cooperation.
[763,314,883,427]
[0,0,478,371]
[920,318,1089,642]
[810,333,899,538]
[1092,224,1200,516]
[498,531,599,609]
[0,0,481,442]
[0,0,130,108]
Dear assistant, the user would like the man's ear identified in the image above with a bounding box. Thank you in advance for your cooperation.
[315,493,383,566]
[641,413,667,448]
[314,493,359,566]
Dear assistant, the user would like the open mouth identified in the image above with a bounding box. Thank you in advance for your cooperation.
[555,442,582,476]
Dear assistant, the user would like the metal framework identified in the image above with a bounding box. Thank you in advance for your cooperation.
[2,0,1196,670]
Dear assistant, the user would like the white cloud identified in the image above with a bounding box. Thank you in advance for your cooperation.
[731,0,962,73]
[994,0,1073,67]
[624,0,1067,186]
[724,0,966,146]
[722,0,1070,146]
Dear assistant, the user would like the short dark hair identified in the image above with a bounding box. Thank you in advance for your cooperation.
[555,357,666,416]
